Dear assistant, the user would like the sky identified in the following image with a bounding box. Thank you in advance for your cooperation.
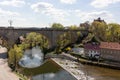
[0,0,120,28]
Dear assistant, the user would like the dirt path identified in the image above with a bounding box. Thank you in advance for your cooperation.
[0,47,19,80]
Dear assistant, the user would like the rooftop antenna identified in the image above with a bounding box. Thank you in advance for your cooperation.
[8,20,13,27]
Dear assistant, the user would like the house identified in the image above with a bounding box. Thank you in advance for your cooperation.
[100,42,120,62]
[84,42,100,59]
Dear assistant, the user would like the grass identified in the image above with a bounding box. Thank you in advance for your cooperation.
[15,71,28,80]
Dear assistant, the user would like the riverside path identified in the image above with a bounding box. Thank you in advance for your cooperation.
[0,47,19,80]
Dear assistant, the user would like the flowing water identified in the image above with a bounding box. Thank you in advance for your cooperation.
[19,47,120,80]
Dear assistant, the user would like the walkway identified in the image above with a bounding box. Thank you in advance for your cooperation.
[0,47,19,80]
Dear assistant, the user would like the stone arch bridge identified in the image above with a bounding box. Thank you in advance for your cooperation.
[0,27,88,48]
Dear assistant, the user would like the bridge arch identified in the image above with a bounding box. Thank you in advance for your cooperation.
[15,32,50,49]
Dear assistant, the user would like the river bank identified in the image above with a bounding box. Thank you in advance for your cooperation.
[51,58,94,80]
[0,46,19,80]
[78,58,120,70]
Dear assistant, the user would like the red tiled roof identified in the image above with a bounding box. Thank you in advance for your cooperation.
[100,42,120,50]
[84,43,100,50]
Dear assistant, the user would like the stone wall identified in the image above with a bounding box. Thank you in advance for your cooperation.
[0,27,88,48]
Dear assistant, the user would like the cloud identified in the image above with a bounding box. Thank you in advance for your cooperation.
[91,0,120,8]
[60,0,77,4]
[0,0,26,7]
[31,2,69,21]
[0,8,20,17]
[0,8,28,27]
[74,10,115,23]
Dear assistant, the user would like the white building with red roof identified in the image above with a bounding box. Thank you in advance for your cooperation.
[84,42,120,62]
[84,42,100,59]
[100,42,120,62]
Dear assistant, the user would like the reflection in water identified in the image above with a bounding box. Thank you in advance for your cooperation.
[81,65,120,80]
[19,46,44,68]
[32,70,77,80]
[19,47,120,80]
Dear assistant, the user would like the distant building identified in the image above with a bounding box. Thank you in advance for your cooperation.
[84,42,100,59]
[94,17,106,23]
[84,42,120,62]
[100,42,120,62]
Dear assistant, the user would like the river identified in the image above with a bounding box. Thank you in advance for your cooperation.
[81,64,120,80]
[18,47,120,80]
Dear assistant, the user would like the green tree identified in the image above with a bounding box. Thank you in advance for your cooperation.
[68,25,78,30]
[91,21,107,41]
[107,23,120,42]
[25,32,49,50]
[8,48,16,66]
[51,23,64,29]
[55,32,71,54]
[8,45,23,69]
[8,32,49,69]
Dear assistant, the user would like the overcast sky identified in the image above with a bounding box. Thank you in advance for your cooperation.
[0,0,120,28]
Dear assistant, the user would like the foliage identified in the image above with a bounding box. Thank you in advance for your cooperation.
[25,32,49,51]
[55,32,71,54]
[0,37,8,48]
[8,45,23,68]
[79,21,90,30]
[8,32,49,69]
[107,23,120,42]
[51,23,64,29]
[91,21,107,41]
[85,21,120,43]
[68,25,79,30]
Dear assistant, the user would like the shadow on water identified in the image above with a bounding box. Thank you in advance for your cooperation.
[0,53,7,59]
[19,59,77,80]
[18,46,77,80]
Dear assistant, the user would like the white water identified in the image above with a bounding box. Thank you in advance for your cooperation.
[19,46,44,68]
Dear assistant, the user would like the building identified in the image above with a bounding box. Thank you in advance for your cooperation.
[84,42,100,59]
[94,17,106,23]
[100,42,120,62]
[84,42,120,62]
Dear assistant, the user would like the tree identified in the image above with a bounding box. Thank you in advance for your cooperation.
[8,48,16,66]
[25,32,49,50]
[79,21,90,30]
[51,23,64,29]
[68,25,78,30]
[91,21,107,41]
[107,23,120,42]
[8,45,23,69]
[55,32,71,54]
[8,32,49,69]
